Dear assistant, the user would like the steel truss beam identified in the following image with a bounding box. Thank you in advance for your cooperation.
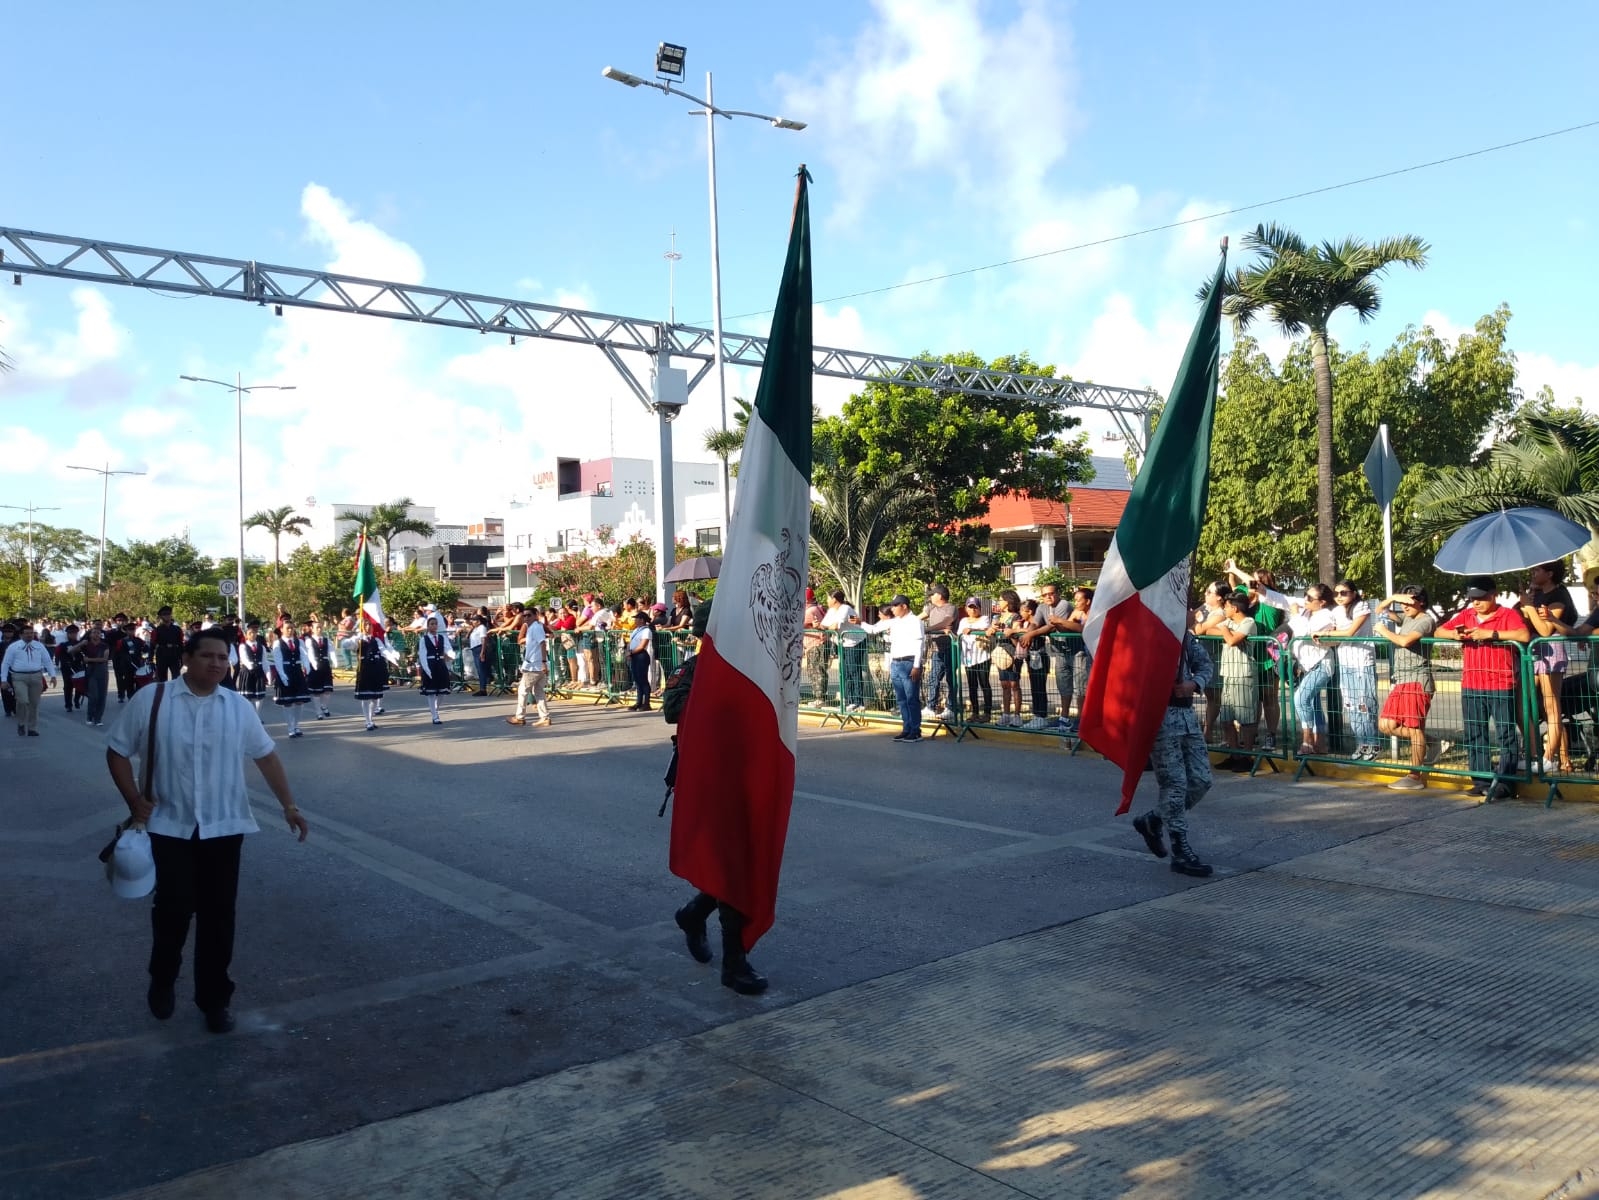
[0,225,1157,452]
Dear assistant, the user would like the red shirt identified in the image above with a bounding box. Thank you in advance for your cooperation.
[1440,604,1527,690]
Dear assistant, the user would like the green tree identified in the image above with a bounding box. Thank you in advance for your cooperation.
[248,544,357,621]
[1408,408,1599,570]
[815,351,1094,593]
[382,567,463,620]
[809,460,921,608]
[244,504,313,575]
[1196,308,1519,599]
[1205,222,1429,581]
[529,536,671,607]
[336,498,435,568]
[103,536,217,587]
[0,522,95,579]
[703,396,753,477]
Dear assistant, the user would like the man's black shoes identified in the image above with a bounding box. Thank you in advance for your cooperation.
[674,903,713,964]
[1132,811,1167,859]
[147,980,175,1021]
[1169,833,1214,878]
[204,1008,236,1034]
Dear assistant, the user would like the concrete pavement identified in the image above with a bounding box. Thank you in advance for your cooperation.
[2,685,1595,1199]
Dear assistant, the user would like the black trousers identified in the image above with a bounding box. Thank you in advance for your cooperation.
[149,829,244,1012]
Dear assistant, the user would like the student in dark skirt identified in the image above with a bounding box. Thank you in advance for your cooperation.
[303,617,335,719]
[353,631,396,731]
[269,627,313,739]
[238,620,269,712]
[415,616,455,726]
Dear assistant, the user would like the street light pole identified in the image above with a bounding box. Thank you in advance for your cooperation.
[602,52,805,547]
[0,502,61,610]
[65,461,147,586]
[179,374,297,622]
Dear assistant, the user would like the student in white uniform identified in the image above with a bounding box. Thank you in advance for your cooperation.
[415,617,455,726]
[268,627,315,738]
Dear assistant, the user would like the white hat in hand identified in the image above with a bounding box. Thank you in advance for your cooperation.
[109,828,156,899]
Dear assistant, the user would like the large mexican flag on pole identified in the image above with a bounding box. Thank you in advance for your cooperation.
[1080,245,1228,813]
[351,532,389,637]
[671,167,813,951]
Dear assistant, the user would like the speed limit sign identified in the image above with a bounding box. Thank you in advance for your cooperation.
[218,578,239,597]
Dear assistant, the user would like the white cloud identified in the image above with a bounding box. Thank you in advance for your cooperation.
[1517,351,1599,407]
[779,0,1075,227]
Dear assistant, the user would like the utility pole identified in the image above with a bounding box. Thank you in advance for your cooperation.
[0,501,62,610]
[65,461,147,587]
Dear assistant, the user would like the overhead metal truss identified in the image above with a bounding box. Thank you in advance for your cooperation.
[0,225,1158,452]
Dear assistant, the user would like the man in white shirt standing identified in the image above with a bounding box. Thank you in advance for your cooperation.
[861,594,926,742]
[105,627,309,1034]
[507,607,551,728]
[2,624,58,736]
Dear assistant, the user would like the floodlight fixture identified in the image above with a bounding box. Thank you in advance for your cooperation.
[655,42,686,79]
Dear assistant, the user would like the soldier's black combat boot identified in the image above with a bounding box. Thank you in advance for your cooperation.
[1132,810,1167,859]
[718,904,769,995]
[1168,833,1213,878]
[674,892,718,964]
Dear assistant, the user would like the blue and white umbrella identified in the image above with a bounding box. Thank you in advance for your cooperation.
[1432,506,1591,575]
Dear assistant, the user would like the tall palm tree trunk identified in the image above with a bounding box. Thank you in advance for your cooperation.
[272,533,282,576]
[1309,326,1339,583]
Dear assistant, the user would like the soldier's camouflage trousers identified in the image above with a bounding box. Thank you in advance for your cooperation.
[1152,706,1211,837]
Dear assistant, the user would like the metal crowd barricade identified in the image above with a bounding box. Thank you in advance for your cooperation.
[1192,633,1288,776]
[937,628,1087,745]
[547,630,579,698]
[1279,634,1536,797]
[1529,635,1597,807]
[387,631,418,688]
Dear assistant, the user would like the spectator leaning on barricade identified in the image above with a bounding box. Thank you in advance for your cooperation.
[1520,561,1576,774]
[989,590,1024,726]
[1021,580,1083,735]
[1226,560,1288,750]
[821,590,866,713]
[1068,586,1094,729]
[920,585,958,723]
[1016,598,1053,730]
[1436,575,1529,799]
[859,594,925,742]
[1321,580,1380,760]
[956,597,993,724]
[1374,586,1438,790]
[1193,579,1229,743]
[1289,584,1338,756]
[803,597,829,705]
[1215,589,1259,771]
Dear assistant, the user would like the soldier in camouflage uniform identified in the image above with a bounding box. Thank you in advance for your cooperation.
[1132,630,1216,877]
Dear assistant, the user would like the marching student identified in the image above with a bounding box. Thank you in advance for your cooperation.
[416,616,455,725]
[237,620,269,713]
[353,628,396,731]
[268,624,313,738]
[303,617,335,718]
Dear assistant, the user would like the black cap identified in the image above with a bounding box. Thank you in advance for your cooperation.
[889,594,911,609]
[1464,575,1497,599]
[691,598,713,639]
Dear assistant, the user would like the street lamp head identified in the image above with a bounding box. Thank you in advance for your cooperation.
[770,118,807,131]
[179,375,201,381]
[655,42,686,79]
[602,66,643,87]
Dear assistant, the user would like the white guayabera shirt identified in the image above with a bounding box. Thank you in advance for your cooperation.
[106,677,277,840]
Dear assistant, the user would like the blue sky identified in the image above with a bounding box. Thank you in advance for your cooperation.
[3,0,1597,563]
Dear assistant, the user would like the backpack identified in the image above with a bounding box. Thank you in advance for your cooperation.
[661,655,699,724]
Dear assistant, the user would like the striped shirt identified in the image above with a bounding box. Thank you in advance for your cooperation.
[106,677,277,840]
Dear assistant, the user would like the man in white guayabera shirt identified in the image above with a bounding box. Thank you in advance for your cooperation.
[2,624,58,737]
[105,627,310,1035]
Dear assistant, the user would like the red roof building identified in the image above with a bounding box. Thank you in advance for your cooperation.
[982,455,1131,585]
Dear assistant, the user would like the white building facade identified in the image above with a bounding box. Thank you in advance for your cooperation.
[498,455,725,599]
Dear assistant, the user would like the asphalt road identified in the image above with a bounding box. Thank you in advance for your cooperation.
[1,684,1487,1199]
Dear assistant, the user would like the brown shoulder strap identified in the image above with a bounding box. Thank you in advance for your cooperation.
[141,683,165,801]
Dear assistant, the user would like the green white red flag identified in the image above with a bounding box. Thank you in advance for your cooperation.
[671,167,813,951]
[351,532,388,637]
[1080,246,1227,813]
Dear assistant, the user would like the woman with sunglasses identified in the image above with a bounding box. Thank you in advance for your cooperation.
[1320,580,1380,760]
[1289,584,1338,755]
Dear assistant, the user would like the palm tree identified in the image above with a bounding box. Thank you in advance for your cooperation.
[337,498,435,570]
[703,396,753,478]
[1409,413,1599,567]
[1204,222,1429,582]
[243,505,313,576]
[809,460,922,608]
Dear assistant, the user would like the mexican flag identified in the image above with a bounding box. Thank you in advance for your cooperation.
[671,167,813,951]
[1080,246,1227,813]
[351,532,388,637]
